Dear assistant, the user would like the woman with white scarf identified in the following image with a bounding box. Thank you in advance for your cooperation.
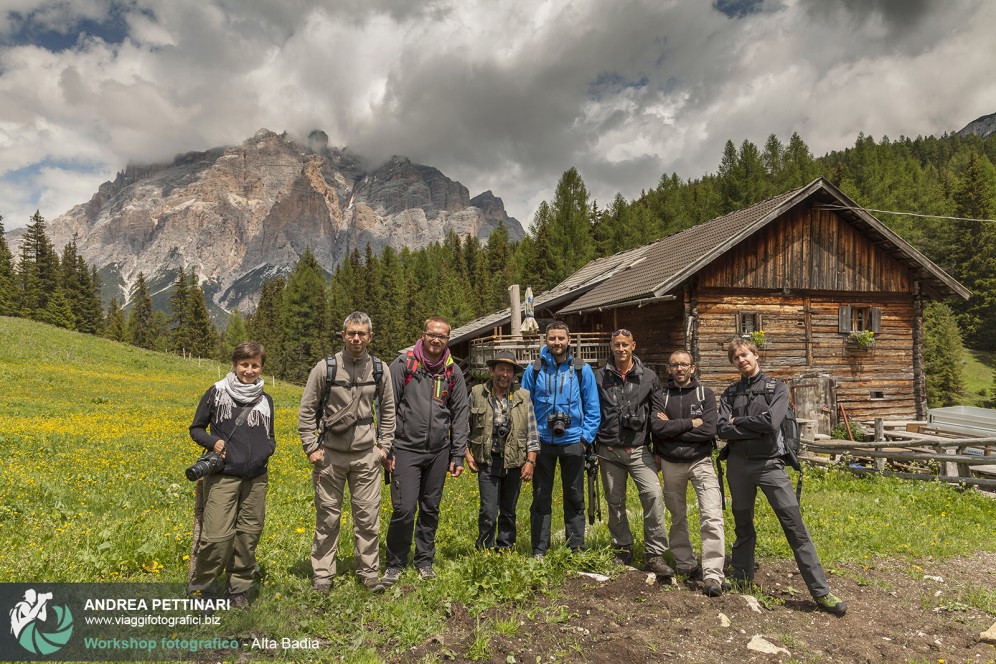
[188,341,275,608]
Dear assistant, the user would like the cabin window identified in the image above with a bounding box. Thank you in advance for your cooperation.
[838,305,881,334]
[870,390,885,400]
[737,312,762,336]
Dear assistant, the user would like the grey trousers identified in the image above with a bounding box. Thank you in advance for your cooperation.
[312,446,382,583]
[662,456,725,582]
[725,450,830,597]
[599,445,669,557]
[189,473,267,596]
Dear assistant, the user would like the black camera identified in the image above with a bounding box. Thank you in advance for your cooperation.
[548,412,570,437]
[495,415,511,441]
[620,410,647,431]
[185,452,224,481]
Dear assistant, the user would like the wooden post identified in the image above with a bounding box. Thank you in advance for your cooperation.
[874,418,886,472]
[912,282,927,420]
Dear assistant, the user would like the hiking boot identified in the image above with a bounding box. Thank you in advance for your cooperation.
[361,577,385,594]
[381,567,403,588]
[703,579,723,598]
[532,552,545,561]
[814,593,847,617]
[611,546,634,566]
[677,564,703,581]
[417,565,436,580]
[645,556,674,578]
[311,579,333,594]
[227,591,250,609]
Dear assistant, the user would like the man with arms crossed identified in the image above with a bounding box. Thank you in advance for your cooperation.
[717,338,846,616]
[651,349,725,596]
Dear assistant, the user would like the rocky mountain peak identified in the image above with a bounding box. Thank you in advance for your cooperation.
[34,129,524,319]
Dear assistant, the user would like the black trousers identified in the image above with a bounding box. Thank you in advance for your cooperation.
[385,446,450,569]
[476,455,523,551]
[725,450,830,597]
[530,441,586,555]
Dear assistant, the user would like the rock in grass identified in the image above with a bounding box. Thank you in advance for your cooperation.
[980,622,996,644]
[718,612,731,627]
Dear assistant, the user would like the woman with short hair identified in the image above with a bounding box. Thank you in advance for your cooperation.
[188,341,275,607]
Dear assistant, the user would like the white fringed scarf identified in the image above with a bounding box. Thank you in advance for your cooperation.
[213,372,271,430]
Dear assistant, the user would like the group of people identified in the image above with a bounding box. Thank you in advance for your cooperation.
[186,314,847,617]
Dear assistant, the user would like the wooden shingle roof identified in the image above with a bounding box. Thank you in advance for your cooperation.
[558,177,969,315]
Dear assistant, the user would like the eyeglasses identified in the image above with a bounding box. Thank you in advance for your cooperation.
[424,332,450,341]
[669,362,691,369]
[344,330,369,338]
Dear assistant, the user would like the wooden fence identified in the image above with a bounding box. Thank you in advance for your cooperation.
[800,418,996,489]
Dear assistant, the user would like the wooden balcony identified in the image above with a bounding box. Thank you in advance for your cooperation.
[468,333,610,372]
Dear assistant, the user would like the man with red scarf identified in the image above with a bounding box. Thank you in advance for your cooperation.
[381,316,470,586]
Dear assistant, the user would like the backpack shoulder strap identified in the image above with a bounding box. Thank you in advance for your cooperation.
[371,355,384,436]
[316,355,337,427]
[403,350,419,387]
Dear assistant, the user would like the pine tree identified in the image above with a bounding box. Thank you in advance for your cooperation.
[923,302,966,407]
[104,298,127,342]
[222,309,248,360]
[17,211,71,327]
[75,260,105,335]
[127,273,156,349]
[185,271,218,358]
[283,250,329,383]
[949,151,996,347]
[169,267,191,354]
[247,276,287,377]
[0,215,17,316]
[548,167,595,283]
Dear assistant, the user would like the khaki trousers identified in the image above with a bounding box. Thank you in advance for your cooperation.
[662,456,725,583]
[312,446,382,583]
[599,445,669,557]
[189,473,267,596]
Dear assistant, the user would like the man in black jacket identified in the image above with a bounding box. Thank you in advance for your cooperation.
[717,338,847,616]
[651,349,725,597]
[382,316,469,586]
[594,330,672,577]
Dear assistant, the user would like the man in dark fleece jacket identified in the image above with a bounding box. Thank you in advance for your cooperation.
[594,329,672,577]
[381,316,469,587]
[717,338,846,617]
[651,349,725,597]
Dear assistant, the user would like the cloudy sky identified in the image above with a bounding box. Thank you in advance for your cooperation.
[1,0,994,231]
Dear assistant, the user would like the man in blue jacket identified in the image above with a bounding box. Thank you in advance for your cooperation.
[522,321,601,557]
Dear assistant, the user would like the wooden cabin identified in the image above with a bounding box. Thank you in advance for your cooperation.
[450,178,969,433]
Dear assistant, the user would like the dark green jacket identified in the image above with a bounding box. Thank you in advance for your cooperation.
[468,382,538,468]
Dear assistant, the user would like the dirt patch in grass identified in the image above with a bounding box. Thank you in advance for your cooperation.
[399,551,996,663]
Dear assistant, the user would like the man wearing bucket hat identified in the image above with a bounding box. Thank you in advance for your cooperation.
[465,350,540,551]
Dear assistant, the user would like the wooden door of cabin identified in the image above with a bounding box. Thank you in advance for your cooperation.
[788,374,837,436]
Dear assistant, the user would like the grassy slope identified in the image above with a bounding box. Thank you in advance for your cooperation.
[963,349,996,406]
[1,316,993,661]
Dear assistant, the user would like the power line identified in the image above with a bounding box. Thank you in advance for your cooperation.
[817,204,996,224]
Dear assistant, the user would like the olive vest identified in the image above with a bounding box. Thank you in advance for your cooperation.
[468,382,531,468]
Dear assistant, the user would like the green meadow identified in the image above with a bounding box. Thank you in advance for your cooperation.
[1,316,994,661]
